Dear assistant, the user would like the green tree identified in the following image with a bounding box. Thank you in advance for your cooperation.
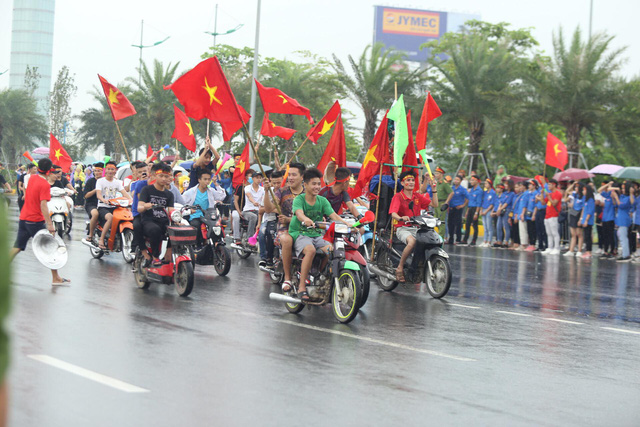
[23,65,41,97]
[49,66,77,140]
[0,88,47,162]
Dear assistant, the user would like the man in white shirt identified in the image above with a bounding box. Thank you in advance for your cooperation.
[235,172,264,245]
[96,161,132,249]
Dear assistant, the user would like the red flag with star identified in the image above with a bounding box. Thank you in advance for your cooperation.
[219,104,250,142]
[403,110,418,172]
[260,113,297,140]
[147,145,157,162]
[316,113,346,180]
[171,105,197,152]
[98,75,137,121]
[352,113,391,198]
[232,142,250,188]
[254,79,313,123]
[415,92,442,152]
[546,132,568,171]
[306,101,341,144]
[49,133,73,173]
[165,57,241,123]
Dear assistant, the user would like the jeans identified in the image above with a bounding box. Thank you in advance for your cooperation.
[544,217,560,251]
[483,212,494,244]
[618,226,630,258]
[232,210,258,239]
[496,214,510,243]
[535,209,547,250]
[447,207,464,243]
[259,220,277,260]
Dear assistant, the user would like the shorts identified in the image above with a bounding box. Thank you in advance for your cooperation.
[294,235,329,257]
[85,204,98,217]
[14,220,45,251]
[568,213,579,228]
[396,226,418,244]
[98,207,115,223]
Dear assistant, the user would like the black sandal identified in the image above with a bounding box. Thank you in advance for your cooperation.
[298,291,310,301]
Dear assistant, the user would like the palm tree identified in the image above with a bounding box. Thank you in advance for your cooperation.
[0,88,47,162]
[332,43,424,152]
[531,27,626,159]
[76,91,123,159]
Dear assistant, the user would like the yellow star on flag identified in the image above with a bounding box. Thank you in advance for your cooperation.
[554,143,561,156]
[185,121,194,136]
[318,119,335,136]
[107,88,120,106]
[236,159,245,173]
[54,149,63,160]
[270,122,276,128]
[202,77,222,106]
[363,144,378,167]
[278,95,288,104]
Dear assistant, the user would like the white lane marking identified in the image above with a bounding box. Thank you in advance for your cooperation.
[447,303,481,309]
[28,355,149,393]
[239,311,475,362]
[496,310,532,317]
[601,327,640,336]
[543,318,584,325]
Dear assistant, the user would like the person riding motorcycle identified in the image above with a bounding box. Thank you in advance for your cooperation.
[388,170,436,282]
[258,170,284,269]
[319,165,362,219]
[182,169,226,246]
[96,161,132,250]
[232,169,263,247]
[82,162,103,244]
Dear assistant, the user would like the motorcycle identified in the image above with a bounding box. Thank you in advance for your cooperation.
[340,210,376,307]
[133,205,198,297]
[81,197,135,263]
[189,205,232,276]
[369,214,452,298]
[48,187,74,238]
[269,214,373,324]
[229,214,259,259]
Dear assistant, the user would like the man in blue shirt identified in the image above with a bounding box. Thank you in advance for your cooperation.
[129,161,149,252]
[461,176,483,246]
[444,175,468,245]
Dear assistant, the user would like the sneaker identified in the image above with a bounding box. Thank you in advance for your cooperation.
[469,242,476,247]
[576,252,583,257]
[550,249,561,255]
[563,251,575,257]
[581,252,591,259]
[526,245,536,252]
[617,256,631,263]
[632,258,640,264]
[541,249,551,254]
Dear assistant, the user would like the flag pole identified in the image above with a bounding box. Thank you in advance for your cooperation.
[284,134,311,167]
[114,121,132,163]
[370,161,385,262]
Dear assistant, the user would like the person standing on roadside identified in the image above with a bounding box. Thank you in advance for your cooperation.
[461,176,483,246]
[9,158,69,285]
[542,179,562,255]
[433,167,452,239]
[480,179,496,247]
[532,179,548,252]
[443,175,468,245]
[611,182,635,262]
[578,185,596,259]
[564,182,584,256]
[525,180,538,251]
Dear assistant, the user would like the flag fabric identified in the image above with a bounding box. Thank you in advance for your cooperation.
[232,142,250,188]
[98,75,137,121]
[403,111,418,172]
[254,79,313,123]
[415,92,442,152]
[306,101,341,144]
[316,113,346,179]
[352,113,391,198]
[165,56,242,123]
[546,132,568,171]
[171,105,197,152]
[388,95,408,168]
[147,145,157,162]
[49,133,72,173]
[219,104,250,142]
[260,113,297,140]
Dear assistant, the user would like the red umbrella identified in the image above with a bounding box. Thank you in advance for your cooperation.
[553,168,594,182]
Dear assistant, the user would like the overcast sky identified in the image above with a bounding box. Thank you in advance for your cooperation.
[0,0,638,130]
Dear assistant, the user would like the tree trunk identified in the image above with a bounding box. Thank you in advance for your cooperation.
[467,120,485,173]
[564,122,581,168]
[362,109,378,154]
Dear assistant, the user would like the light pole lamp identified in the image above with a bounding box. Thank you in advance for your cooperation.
[131,20,170,85]
[205,25,243,48]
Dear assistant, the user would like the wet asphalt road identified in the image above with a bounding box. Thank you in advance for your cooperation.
[5,200,640,426]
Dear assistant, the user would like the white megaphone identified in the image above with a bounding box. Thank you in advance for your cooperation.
[32,230,68,269]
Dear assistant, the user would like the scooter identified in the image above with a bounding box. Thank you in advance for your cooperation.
[369,214,452,298]
[48,187,74,238]
[229,214,259,259]
[133,205,198,297]
[189,205,232,276]
[340,210,376,307]
[81,197,135,263]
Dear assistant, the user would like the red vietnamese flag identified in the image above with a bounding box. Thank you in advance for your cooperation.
[546,132,568,171]
[165,57,242,123]
[254,79,313,123]
[232,142,250,188]
[403,110,418,172]
[352,113,391,198]
[260,113,297,140]
[49,133,73,173]
[306,101,341,144]
[147,145,157,162]
[219,104,250,141]
[415,92,442,151]
[171,105,197,152]
[316,113,346,180]
[98,75,137,121]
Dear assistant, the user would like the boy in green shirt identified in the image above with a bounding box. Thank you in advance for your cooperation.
[288,168,349,301]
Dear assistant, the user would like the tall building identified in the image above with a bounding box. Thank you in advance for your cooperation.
[9,0,56,115]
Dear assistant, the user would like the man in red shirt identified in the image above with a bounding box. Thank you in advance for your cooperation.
[9,158,69,285]
[389,171,434,282]
[543,178,563,255]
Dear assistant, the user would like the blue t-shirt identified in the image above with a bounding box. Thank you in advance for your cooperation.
[493,192,506,213]
[525,190,537,217]
[615,195,632,227]
[572,193,585,212]
[467,186,484,208]
[131,179,148,217]
[634,196,640,225]
[503,191,515,213]
[482,189,497,210]
[534,189,546,210]
[581,198,595,226]
[189,188,210,220]
[514,192,526,218]
[449,184,468,208]
[601,191,615,222]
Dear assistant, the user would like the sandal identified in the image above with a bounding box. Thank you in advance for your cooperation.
[298,290,310,301]
[395,269,406,283]
[282,280,292,293]
[52,278,71,286]
[98,242,107,250]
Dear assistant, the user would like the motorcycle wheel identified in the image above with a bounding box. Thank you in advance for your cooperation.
[236,247,252,259]
[90,229,104,259]
[175,261,194,297]
[133,250,150,289]
[55,222,64,239]
[121,229,135,264]
[332,269,361,324]
[359,266,370,308]
[270,261,284,285]
[425,255,452,299]
[214,245,231,276]
[375,248,399,292]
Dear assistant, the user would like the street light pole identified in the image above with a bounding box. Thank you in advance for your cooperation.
[248,0,261,161]
[588,0,593,40]
[131,20,170,86]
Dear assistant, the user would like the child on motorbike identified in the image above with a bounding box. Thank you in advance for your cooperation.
[182,169,226,246]
[96,161,132,250]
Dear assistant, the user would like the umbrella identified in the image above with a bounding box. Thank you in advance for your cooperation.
[117,161,130,168]
[32,147,49,154]
[180,161,194,171]
[506,175,531,183]
[251,164,273,173]
[553,168,594,182]
[161,155,177,162]
[589,164,623,175]
[612,167,640,180]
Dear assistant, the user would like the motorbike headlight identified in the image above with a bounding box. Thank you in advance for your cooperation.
[170,210,182,223]
[212,226,221,235]
[334,223,350,234]
[425,217,437,228]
